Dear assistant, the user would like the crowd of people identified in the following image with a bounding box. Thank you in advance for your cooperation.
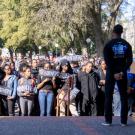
[0,51,134,117]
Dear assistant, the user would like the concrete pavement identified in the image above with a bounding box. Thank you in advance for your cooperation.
[0,117,135,135]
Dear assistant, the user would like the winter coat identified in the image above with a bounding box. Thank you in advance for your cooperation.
[77,71,99,100]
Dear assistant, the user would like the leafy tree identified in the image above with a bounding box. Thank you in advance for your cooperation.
[0,0,126,56]
[0,0,34,53]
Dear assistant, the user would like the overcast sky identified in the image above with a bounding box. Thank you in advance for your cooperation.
[125,0,135,19]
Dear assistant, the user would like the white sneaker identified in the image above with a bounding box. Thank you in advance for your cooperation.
[121,124,127,127]
[101,122,111,126]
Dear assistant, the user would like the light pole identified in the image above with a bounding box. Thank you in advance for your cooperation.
[55,43,59,57]
[38,46,42,55]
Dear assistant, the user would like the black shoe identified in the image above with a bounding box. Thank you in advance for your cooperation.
[101,122,112,126]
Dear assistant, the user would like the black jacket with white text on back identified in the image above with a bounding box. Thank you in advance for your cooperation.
[103,38,133,74]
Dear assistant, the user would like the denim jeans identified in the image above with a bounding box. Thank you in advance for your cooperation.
[38,90,54,116]
[1,96,8,116]
[7,99,15,116]
[19,97,34,116]
[128,97,134,116]
[113,90,121,116]
[0,96,15,116]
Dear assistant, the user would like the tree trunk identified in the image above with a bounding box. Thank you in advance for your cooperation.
[61,49,65,56]
[106,0,124,39]
[95,35,104,57]
[92,13,104,57]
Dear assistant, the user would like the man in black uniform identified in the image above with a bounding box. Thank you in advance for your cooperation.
[102,24,133,126]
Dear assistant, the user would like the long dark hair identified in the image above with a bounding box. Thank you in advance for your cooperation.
[59,61,73,74]
[44,61,53,70]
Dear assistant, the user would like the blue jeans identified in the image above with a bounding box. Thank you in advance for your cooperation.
[38,90,54,116]
[113,91,121,116]
[19,97,34,116]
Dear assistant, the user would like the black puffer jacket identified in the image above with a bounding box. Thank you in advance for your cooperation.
[77,71,99,100]
[97,68,106,92]
[0,68,5,84]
